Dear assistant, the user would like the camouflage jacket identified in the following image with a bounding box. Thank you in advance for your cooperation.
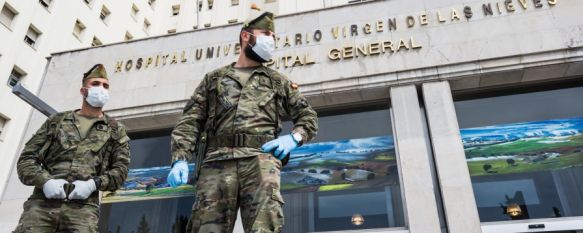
[17,110,131,206]
[171,63,318,163]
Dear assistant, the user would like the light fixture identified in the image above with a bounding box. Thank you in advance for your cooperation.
[351,213,364,226]
[506,203,522,217]
[12,83,57,117]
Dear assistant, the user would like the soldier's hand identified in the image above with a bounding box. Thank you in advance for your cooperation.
[262,133,300,160]
[167,160,189,188]
[68,180,97,200]
[42,179,68,199]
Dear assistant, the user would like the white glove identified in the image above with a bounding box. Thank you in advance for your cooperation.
[42,179,68,199]
[68,179,97,200]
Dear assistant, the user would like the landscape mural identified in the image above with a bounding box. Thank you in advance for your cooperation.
[103,116,583,203]
[462,117,583,176]
[103,136,398,203]
[102,164,196,203]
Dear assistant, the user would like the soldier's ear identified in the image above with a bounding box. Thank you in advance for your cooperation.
[241,30,251,43]
[80,87,88,97]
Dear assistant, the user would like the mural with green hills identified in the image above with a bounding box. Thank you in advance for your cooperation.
[462,117,583,176]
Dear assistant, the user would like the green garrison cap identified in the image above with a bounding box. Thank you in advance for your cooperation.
[83,64,108,82]
[243,4,275,32]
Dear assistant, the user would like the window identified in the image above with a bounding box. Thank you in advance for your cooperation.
[99,108,405,232]
[167,28,176,34]
[208,0,213,9]
[143,19,151,34]
[228,19,237,24]
[171,4,180,16]
[231,0,239,6]
[0,3,18,29]
[455,83,583,222]
[279,109,404,232]
[73,20,86,40]
[24,25,41,48]
[100,5,111,23]
[84,0,94,8]
[131,4,139,20]
[148,0,156,8]
[0,115,7,138]
[204,23,211,28]
[39,0,52,10]
[7,66,25,87]
[124,31,133,41]
[99,134,196,232]
[198,1,202,12]
[265,0,276,3]
[91,36,102,46]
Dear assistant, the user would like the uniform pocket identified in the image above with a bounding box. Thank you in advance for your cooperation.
[268,187,285,232]
[271,187,285,206]
[57,128,72,150]
[258,91,276,107]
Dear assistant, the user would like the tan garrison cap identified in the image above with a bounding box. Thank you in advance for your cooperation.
[83,64,108,82]
[243,4,275,32]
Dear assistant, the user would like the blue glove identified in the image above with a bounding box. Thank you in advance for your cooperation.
[262,134,300,160]
[167,160,189,188]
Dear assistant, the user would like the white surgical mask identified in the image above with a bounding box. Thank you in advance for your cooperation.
[250,34,275,62]
[85,86,109,107]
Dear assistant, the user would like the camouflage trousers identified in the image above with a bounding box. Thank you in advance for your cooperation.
[187,153,285,233]
[13,199,99,233]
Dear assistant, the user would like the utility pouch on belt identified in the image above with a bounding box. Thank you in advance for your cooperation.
[194,132,207,182]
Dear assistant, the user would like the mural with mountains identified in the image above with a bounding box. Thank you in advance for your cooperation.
[102,136,398,203]
[462,117,583,176]
[103,116,583,203]
[280,136,398,193]
[102,164,196,203]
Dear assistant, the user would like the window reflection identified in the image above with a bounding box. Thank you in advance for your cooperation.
[281,109,405,232]
[455,85,583,222]
[100,108,404,232]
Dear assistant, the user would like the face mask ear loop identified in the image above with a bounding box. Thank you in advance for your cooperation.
[245,30,257,48]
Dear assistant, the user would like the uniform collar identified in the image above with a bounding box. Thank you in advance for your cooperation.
[228,62,270,76]
[66,110,108,124]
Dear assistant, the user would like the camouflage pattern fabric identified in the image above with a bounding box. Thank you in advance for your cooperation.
[13,199,98,233]
[186,153,284,233]
[172,63,318,232]
[15,110,131,231]
[171,63,318,163]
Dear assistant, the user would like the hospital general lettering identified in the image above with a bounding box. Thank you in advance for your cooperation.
[114,0,558,73]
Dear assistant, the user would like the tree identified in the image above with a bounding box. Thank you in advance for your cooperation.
[506,158,516,167]
[145,183,154,193]
[172,215,188,233]
[137,215,150,233]
[483,164,492,173]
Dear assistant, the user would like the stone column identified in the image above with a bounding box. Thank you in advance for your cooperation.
[390,85,441,233]
[422,81,482,233]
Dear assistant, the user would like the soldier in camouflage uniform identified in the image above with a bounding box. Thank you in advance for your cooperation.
[167,4,318,233]
[14,64,131,233]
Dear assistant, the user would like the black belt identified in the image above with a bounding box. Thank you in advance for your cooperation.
[208,134,274,148]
